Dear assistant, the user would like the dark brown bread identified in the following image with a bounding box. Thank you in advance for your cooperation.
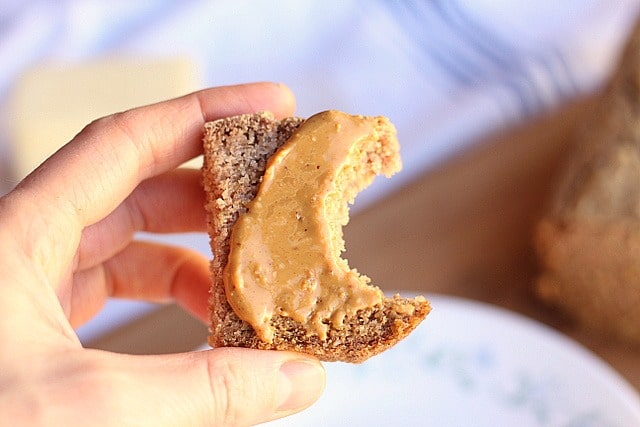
[202,112,430,363]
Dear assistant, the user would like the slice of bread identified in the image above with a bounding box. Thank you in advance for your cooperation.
[202,111,430,363]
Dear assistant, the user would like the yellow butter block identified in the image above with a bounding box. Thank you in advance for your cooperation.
[9,57,201,182]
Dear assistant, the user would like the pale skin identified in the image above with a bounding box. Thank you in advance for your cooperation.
[0,82,325,426]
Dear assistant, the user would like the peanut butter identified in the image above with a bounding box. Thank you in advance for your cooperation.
[223,110,399,342]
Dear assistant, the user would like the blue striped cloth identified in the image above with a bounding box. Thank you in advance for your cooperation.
[2,0,639,198]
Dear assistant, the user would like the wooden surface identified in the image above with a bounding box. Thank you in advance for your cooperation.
[88,95,640,391]
[345,95,640,391]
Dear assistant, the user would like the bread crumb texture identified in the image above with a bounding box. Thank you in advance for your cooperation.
[202,112,430,363]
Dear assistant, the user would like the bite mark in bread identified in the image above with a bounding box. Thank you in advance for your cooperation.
[202,111,430,363]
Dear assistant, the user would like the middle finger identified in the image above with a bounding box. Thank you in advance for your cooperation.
[77,168,206,270]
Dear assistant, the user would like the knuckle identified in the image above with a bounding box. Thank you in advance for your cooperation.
[81,110,136,140]
[206,354,255,427]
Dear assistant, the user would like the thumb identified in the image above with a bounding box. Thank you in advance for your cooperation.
[97,348,325,426]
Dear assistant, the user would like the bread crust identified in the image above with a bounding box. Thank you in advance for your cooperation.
[202,112,430,363]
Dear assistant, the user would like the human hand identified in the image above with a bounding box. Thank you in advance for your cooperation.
[0,82,325,426]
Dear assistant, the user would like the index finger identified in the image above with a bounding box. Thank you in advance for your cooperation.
[22,82,296,227]
[4,82,296,281]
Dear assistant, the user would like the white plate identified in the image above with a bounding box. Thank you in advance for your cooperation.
[260,294,640,427]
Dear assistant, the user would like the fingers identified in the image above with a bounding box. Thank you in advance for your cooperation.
[8,82,296,285]
[77,168,206,270]
[33,82,296,228]
[88,348,325,427]
[69,240,211,327]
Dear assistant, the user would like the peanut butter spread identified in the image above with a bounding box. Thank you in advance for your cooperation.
[223,110,401,342]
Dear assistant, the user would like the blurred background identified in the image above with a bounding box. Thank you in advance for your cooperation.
[1,0,640,351]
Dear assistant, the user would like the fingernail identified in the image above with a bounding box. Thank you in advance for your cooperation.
[277,358,325,414]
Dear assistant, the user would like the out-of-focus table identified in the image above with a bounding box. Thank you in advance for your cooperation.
[87,95,640,391]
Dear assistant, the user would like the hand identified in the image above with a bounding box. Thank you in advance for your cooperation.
[0,83,325,426]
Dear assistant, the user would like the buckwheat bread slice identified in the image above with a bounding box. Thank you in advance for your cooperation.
[202,111,430,363]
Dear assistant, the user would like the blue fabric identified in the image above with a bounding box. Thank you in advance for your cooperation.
[2,0,639,197]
